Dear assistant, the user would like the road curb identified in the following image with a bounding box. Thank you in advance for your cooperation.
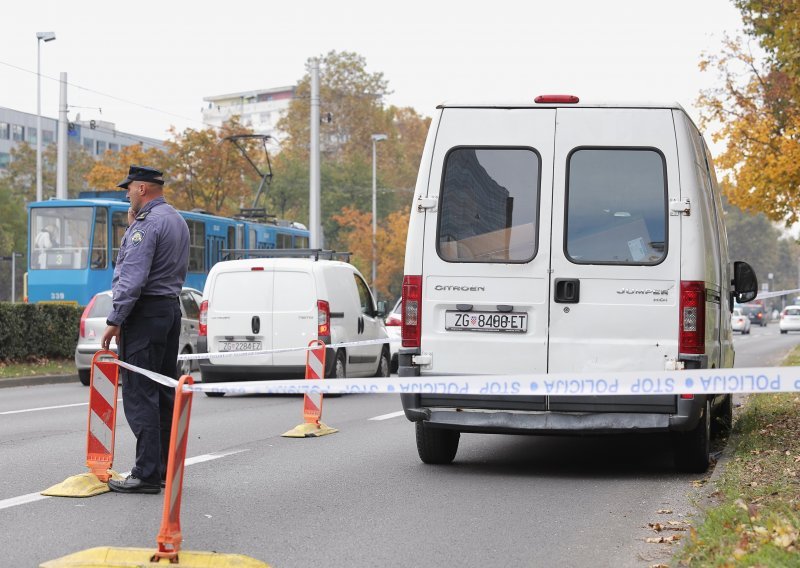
[0,374,80,389]
[707,394,749,489]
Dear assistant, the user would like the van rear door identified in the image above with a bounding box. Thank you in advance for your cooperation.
[547,107,680,410]
[420,107,556,387]
[271,266,318,367]
[207,266,274,367]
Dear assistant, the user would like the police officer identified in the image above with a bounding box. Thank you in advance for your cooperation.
[101,165,190,494]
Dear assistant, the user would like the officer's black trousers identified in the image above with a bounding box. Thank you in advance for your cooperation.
[120,297,181,485]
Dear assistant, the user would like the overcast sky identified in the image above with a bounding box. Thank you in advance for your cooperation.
[2,0,747,144]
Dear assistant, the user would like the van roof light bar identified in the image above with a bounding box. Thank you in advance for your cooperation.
[534,94,580,104]
[221,248,352,262]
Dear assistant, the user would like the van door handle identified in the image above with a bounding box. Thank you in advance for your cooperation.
[554,278,580,304]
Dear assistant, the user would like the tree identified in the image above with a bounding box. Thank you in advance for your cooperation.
[698,2,800,225]
[5,142,94,201]
[86,143,168,191]
[0,177,29,301]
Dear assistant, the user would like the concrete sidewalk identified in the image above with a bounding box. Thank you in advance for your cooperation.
[0,374,80,389]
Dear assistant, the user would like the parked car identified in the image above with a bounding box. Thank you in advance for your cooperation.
[385,298,402,373]
[198,255,390,396]
[398,96,758,473]
[779,306,800,334]
[74,287,203,386]
[730,308,751,334]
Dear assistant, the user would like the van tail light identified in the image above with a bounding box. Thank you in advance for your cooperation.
[199,300,208,337]
[385,312,402,326]
[534,94,580,104]
[317,300,330,338]
[680,394,694,400]
[402,275,422,348]
[679,281,705,354]
[80,295,97,338]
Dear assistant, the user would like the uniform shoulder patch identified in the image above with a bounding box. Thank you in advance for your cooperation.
[130,229,146,246]
[135,211,150,221]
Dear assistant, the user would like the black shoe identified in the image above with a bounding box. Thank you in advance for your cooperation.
[108,475,161,494]
[160,478,166,488]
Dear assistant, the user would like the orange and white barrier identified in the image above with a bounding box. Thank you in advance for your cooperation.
[86,350,121,482]
[152,374,194,563]
[282,340,338,437]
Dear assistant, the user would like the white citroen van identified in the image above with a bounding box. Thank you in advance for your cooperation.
[198,253,390,396]
[399,96,758,472]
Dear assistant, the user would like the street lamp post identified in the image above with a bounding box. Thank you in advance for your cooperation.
[371,134,387,290]
[36,31,56,203]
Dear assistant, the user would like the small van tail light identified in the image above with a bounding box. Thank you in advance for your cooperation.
[534,94,580,104]
[317,300,330,338]
[680,394,695,400]
[402,275,422,348]
[199,300,208,337]
[80,295,97,338]
[251,266,264,271]
[679,281,705,354]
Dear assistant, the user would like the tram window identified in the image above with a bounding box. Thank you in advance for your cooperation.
[249,228,257,248]
[30,207,92,270]
[294,236,309,249]
[91,208,108,269]
[112,211,129,266]
[277,233,292,248]
[187,220,206,272]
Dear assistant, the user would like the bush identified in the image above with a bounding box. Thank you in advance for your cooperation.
[0,303,82,360]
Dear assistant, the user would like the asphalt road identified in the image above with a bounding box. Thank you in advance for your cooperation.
[1,324,797,567]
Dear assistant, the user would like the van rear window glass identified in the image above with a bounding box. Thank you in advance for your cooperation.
[213,272,272,311]
[566,149,666,265]
[437,147,540,263]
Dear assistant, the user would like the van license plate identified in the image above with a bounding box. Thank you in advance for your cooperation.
[445,311,527,332]
[219,341,262,352]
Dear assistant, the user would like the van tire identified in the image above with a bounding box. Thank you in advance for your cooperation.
[375,347,390,377]
[332,350,346,378]
[205,391,225,398]
[178,348,193,377]
[672,400,710,473]
[416,422,460,464]
[78,369,90,386]
[711,394,733,438]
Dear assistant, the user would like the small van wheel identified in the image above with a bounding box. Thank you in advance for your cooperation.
[178,348,193,377]
[375,348,390,377]
[416,422,460,464]
[672,400,711,473]
[711,394,733,438]
[78,370,90,387]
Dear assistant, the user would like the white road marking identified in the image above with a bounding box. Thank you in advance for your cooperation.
[0,449,250,512]
[369,410,405,421]
[0,398,123,416]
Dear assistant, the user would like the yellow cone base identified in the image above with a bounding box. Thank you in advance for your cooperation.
[281,422,338,438]
[41,471,124,498]
[40,546,270,567]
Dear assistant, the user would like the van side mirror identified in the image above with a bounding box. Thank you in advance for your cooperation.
[376,300,387,318]
[730,261,758,310]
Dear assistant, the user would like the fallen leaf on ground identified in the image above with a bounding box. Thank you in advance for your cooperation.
[646,534,682,544]
[656,509,673,514]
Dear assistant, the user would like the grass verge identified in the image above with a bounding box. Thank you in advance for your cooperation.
[0,357,76,379]
[674,351,800,566]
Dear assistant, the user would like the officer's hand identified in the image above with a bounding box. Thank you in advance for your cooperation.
[101,325,120,351]
[127,208,136,225]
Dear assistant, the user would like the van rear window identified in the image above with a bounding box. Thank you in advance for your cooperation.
[437,147,540,263]
[566,148,667,265]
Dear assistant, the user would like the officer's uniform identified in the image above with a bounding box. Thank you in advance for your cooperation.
[107,166,189,488]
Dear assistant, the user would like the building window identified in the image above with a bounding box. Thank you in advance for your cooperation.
[43,130,54,144]
[83,138,94,153]
[0,122,9,140]
[96,140,106,154]
[11,125,25,142]
[109,143,119,152]
[28,127,37,144]
[0,153,10,169]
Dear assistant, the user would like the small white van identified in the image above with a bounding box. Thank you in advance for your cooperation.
[399,96,758,472]
[198,254,390,395]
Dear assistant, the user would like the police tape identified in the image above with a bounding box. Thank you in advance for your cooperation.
[176,337,397,361]
[755,288,800,300]
[110,357,800,397]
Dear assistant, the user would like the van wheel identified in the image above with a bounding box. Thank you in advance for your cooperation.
[333,350,346,378]
[375,348,390,377]
[672,400,710,473]
[78,369,90,387]
[178,348,193,377]
[416,422,460,464]
[711,394,733,438]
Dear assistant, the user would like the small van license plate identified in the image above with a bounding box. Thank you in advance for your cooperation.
[220,341,262,352]
[445,311,527,332]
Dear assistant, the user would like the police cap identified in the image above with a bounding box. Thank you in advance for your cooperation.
[117,165,165,189]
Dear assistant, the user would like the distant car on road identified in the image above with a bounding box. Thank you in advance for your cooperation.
[731,308,751,334]
[779,306,800,334]
[74,287,203,385]
[741,301,768,327]
[385,298,402,373]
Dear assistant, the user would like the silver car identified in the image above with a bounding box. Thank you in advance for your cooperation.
[74,288,203,386]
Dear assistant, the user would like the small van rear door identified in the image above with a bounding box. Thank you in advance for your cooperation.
[207,265,274,367]
[272,265,318,367]
[420,107,556,382]
[547,108,680,409]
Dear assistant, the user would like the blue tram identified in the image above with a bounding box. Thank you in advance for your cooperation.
[27,195,309,305]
